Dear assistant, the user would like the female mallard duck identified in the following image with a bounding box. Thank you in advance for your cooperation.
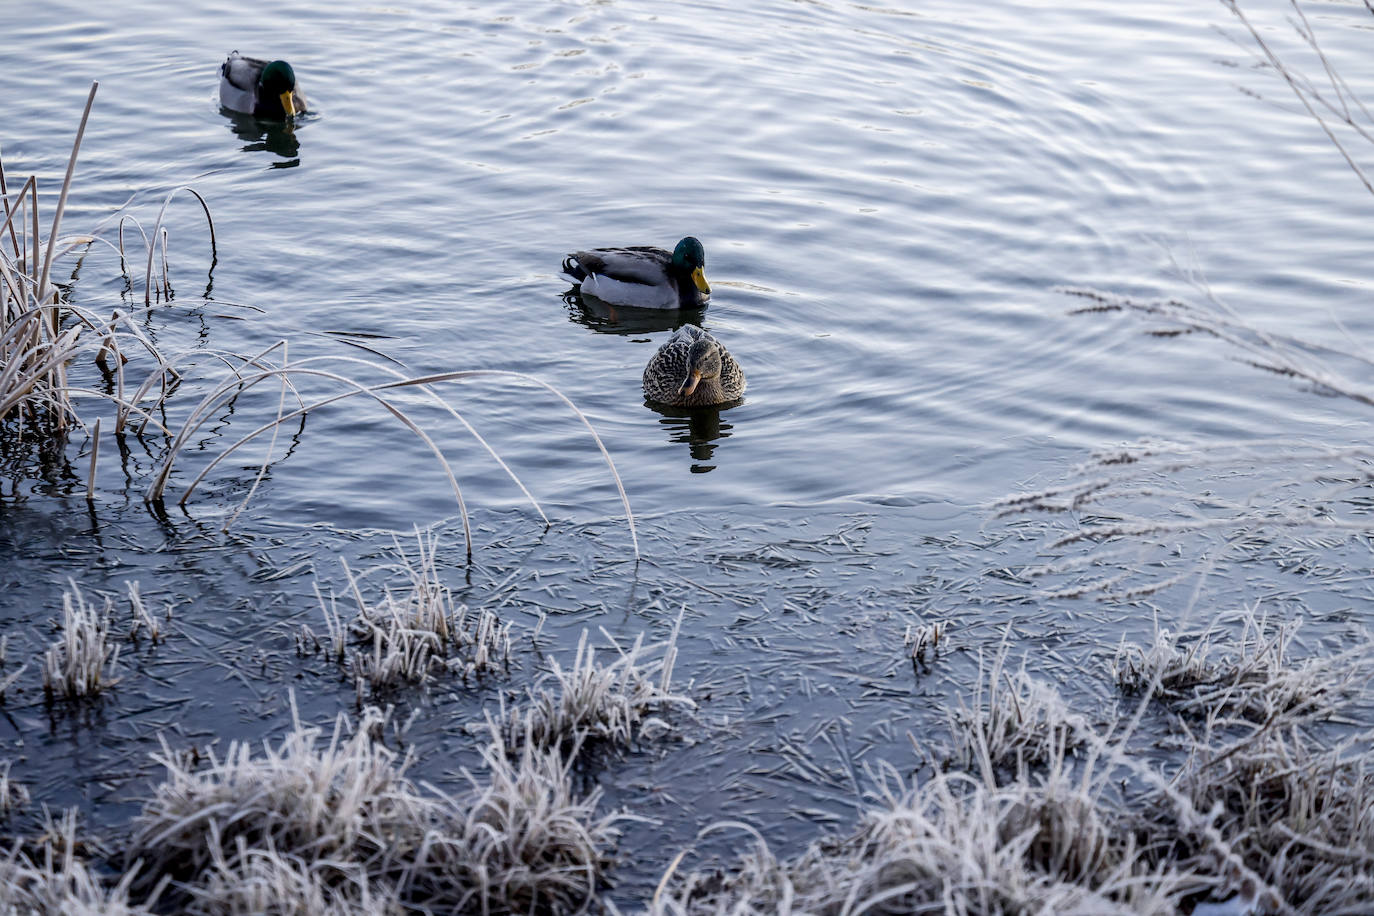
[562,237,710,310]
[219,51,306,120]
[643,325,745,407]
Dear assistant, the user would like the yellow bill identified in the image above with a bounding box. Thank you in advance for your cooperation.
[691,266,710,295]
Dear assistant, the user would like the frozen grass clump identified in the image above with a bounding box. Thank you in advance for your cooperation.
[2,83,215,475]
[1138,725,1374,915]
[126,702,622,914]
[1112,606,1364,725]
[452,729,622,910]
[306,530,512,697]
[124,582,164,647]
[0,809,150,915]
[42,581,120,702]
[946,643,1086,776]
[185,847,400,916]
[904,617,949,666]
[0,760,28,818]
[498,613,693,756]
[652,762,1184,915]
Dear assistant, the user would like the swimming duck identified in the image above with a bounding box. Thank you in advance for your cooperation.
[562,237,710,310]
[219,51,306,120]
[643,325,745,407]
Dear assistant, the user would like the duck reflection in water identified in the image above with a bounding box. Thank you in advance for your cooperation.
[562,289,705,336]
[644,401,735,474]
[220,109,303,167]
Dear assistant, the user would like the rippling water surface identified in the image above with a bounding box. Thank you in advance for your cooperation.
[3,0,1373,898]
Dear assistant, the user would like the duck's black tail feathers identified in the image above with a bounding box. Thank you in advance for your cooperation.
[561,255,586,283]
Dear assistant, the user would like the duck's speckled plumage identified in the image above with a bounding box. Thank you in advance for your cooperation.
[562,237,710,310]
[643,325,745,407]
[219,51,306,120]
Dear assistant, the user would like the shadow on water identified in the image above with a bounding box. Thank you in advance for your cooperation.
[219,109,305,168]
[643,400,740,473]
[561,290,705,336]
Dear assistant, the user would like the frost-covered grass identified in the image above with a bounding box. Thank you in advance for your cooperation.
[1150,725,1374,916]
[302,530,513,698]
[0,760,28,818]
[946,639,1087,776]
[496,611,693,756]
[0,809,150,915]
[653,606,1374,916]
[1112,604,1361,724]
[126,701,623,914]
[42,581,120,702]
[650,760,1184,916]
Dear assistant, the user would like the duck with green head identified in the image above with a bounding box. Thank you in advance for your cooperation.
[643,324,745,407]
[219,51,306,120]
[562,236,710,310]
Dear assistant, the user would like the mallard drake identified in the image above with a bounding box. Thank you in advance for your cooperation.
[562,237,710,310]
[219,51,306,120]
[643,325,745,407]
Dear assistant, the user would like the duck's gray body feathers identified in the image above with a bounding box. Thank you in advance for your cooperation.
[643,325,745,407]
[219,51,306,118]
[562,241,709,310]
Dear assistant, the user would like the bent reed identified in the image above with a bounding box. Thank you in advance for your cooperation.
[2,91,636,560]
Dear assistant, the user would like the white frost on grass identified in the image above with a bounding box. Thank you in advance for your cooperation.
[650,760,1184,916]
[126,700,622,914]
[946,638,1087,777]
[496,610,694,755]
[42,581,120,702]
[304,530,512,697]
[1111,604,1363,724]
[0,809,151,915]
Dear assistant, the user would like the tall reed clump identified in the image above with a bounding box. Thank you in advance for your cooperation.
[496,609,693,756]
[43,580,120,702]
[125,701,622,914]
[4,93,631,561]
[1,82,214,457]
[303,529,513,699]
[1,83,100,438]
